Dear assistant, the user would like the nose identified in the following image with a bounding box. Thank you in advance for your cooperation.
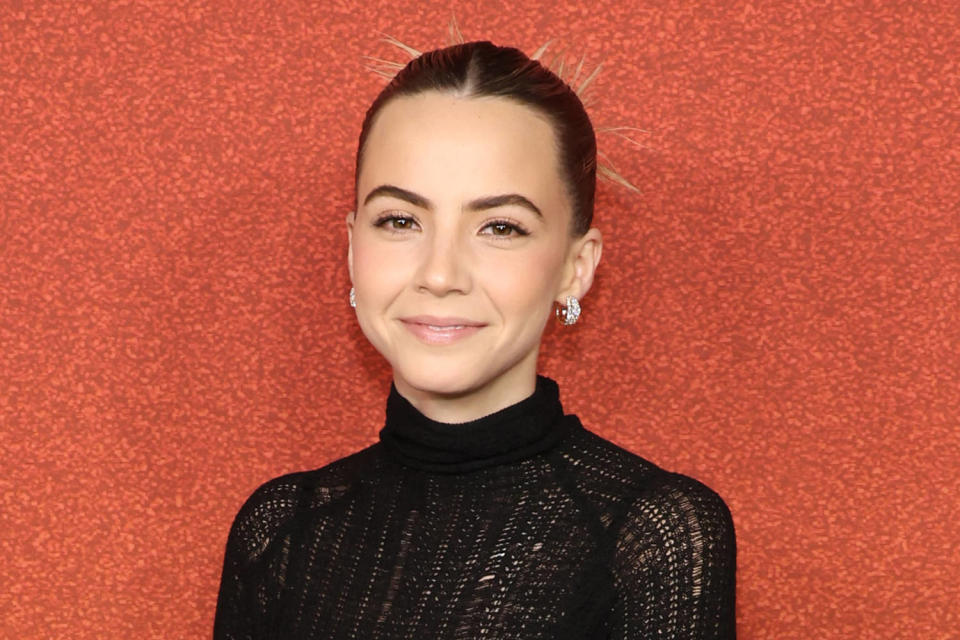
[414,220,471,296]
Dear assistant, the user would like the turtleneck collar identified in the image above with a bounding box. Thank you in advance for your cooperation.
[378,374,577,474]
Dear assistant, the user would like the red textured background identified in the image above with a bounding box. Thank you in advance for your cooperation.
[2,1,957,637]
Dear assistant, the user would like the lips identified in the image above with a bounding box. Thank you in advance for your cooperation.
[399,315,486,328]
[399,315,487,345]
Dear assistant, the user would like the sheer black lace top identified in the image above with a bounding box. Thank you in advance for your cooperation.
[214,375,736,639]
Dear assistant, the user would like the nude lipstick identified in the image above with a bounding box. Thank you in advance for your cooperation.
[399,315,486,345]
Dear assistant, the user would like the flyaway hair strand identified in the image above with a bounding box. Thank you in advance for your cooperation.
[363,22,642,200]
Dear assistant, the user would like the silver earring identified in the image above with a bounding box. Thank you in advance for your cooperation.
[349,287,356,308]
[556,295,581,325]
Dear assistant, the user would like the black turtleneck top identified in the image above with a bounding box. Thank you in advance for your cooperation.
[213,375,736,639]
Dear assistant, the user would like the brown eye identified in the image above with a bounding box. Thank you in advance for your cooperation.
[480,219,530,238]
[373,214,419,233]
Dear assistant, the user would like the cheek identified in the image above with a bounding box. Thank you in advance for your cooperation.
[352,236,410,296]
[476,247,560,311]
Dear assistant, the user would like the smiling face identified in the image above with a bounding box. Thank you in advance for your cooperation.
[347,91,601,421]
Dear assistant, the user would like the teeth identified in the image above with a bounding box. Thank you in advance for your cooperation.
[427,325,464,330]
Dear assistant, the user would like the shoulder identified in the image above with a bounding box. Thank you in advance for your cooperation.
[613,469,736,585]
[223,443,381,563]
[586,447,737,633]
[625,470,735,541]
[564,422,735,545]
[561,421,665,490]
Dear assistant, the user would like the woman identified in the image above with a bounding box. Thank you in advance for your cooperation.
[214,39,736,639]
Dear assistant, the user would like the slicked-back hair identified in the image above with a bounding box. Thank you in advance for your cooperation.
[355,40,597,237]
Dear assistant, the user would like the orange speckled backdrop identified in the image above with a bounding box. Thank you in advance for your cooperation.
[2,1,958,637]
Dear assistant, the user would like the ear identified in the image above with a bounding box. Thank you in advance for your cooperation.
[556,227,603,303]
[345,210,355,283]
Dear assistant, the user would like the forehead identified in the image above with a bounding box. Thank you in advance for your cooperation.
[359,92,567,213]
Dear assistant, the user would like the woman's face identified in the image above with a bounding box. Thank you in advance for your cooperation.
[347,91,600,417]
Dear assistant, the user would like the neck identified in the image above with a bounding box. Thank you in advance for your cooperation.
[392,355,538,423]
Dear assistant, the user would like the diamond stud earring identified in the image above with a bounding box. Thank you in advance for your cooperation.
[556,295,581,325]
[349,287,356,308]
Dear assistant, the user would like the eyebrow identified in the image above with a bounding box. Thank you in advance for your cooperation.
[362,184,543,219]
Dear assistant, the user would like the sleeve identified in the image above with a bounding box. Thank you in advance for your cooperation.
[212,509,259,640]
[609,472,737,639]
[212,474,304,640]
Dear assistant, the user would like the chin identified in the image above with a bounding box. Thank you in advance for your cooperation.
[391,356,494,398]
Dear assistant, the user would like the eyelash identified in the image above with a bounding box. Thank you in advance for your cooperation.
[372,213,531,239]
